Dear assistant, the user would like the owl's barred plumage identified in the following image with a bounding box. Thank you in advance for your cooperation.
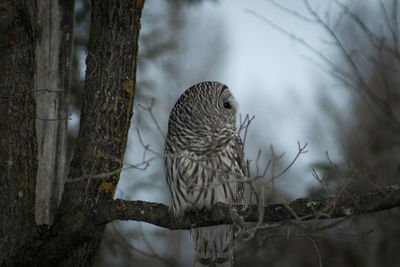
[165,81,246,266]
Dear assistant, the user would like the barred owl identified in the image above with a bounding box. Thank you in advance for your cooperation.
[165,81,246,266]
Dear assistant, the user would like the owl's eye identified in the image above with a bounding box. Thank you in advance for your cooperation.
[223,101,232,109]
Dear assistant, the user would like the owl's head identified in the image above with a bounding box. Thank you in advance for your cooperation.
[166,81,238,152]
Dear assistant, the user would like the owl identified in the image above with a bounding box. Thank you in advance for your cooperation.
[164,81,246,266]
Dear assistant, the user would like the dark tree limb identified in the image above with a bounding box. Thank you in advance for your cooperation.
[5,184,400,266]
[49,0,145,265]
[103,184,400,229]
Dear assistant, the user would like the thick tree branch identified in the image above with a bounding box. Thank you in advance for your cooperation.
[6,184,400,266]
[104,184,400,229]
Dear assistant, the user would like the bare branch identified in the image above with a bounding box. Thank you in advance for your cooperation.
[265,0,317,23]
[307,237,322,267]
[245,9,356,86]
[102,184,400,230]
[238,113,255,146]
[274,141,308,179]
[138,98,166,139]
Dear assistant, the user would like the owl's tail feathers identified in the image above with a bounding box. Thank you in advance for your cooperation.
[193,225,234,267]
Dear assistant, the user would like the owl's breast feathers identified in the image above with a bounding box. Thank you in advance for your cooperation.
[165,131,245,214]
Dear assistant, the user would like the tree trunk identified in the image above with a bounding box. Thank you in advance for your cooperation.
[1,0,145,265]
[0,0,38,262]
[53,0,145,265]
[35,0,74,226]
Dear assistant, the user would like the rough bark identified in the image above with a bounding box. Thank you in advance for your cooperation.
[0,0,38,262]
[35,0,74,226]
[54,0,145,265]
[1,0,145,266]
[102,184,400,229]
[5,183,400,266]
